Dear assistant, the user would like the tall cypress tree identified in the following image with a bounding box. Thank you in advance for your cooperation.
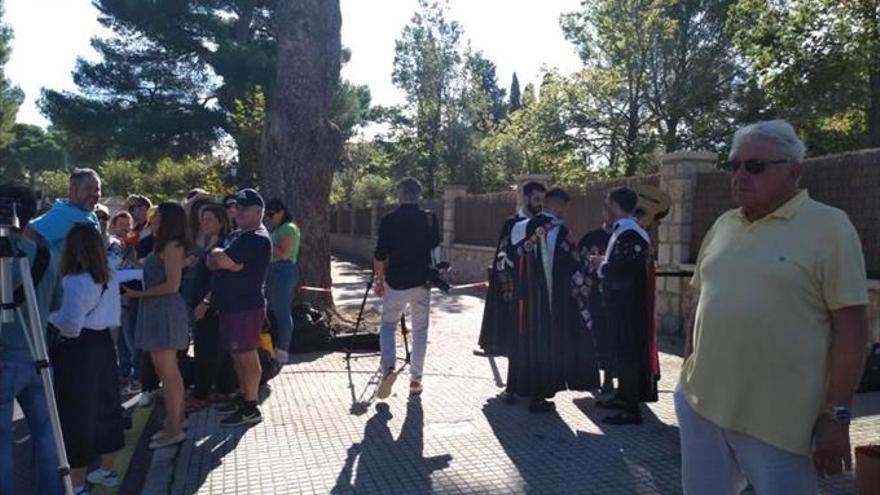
[509,72,522,112]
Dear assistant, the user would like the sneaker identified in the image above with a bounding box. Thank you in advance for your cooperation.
[123,380,142,395]
[87,468,121,488]
[409,380,423,396]
[137,390,154,408]
[275,349,289,365]
[216,396,243,415]
[376,368,397,399]
[74,486,89,495]
[148,431,187,449]
[220,407,263,427]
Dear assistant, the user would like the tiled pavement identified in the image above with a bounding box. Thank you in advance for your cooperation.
[140,258,880,495]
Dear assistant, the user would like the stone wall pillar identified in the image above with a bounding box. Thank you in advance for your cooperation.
[442,185,468,252]
[513,174,550,211]
[656,151,717,336]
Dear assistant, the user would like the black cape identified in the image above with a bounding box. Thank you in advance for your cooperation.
[576,227,613,374]
[602,229,659,404]
[477,213,525,356]
[506,215,599,399]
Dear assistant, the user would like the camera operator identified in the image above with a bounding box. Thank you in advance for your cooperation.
[373,178,441,399]
[0,183,64,495]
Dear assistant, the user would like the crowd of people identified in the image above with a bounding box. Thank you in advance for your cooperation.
[0,172,301,495]
[0,118,872,495]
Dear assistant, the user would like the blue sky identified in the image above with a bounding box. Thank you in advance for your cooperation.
[5,0,584,128]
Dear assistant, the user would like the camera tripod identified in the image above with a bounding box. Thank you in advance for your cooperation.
[0,227,74,495]
[343,271,411,369]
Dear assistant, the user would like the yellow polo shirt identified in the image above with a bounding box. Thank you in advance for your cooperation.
[681,190,868,455]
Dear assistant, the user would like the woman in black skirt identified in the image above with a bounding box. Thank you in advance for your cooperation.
[48,225,137,494]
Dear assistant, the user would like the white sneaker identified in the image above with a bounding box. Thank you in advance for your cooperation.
[87,468,121,488]
[377,368,397,399]
[137,391,154,408]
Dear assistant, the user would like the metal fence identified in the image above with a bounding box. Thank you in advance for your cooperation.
[566,175,661,241]
[454,192,517,246]
[690,149,880,277]
[354,208,372,236]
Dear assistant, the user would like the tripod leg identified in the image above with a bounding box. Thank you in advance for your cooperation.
[17,257,74,495]
[400,314,411,365]
[345,272,374,364]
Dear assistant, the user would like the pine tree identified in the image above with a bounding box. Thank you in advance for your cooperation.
[0,0,23,149]
[509,72,522,112]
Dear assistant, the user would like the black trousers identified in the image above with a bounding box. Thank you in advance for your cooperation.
[193,311,237,400]
[51,329,125,468]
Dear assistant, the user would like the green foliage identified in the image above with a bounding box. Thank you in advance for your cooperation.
[98,156,228,202]
[727,0,880,153]
[0,124,66,183]
[391,0,463,197]
[41,1,370,174]
[509,73,522,112]
[560,0,738,176]
[0,0,22,148]
[38,170,69,200]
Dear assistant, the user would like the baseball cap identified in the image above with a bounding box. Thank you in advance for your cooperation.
[235,188,264,208]
[222,194,237,208]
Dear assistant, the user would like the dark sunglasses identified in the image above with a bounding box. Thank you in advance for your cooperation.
[721,159,789,175]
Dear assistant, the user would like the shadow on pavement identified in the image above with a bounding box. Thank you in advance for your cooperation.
[331,398,452,494]
[163,423,255,495]
[483,395,683,494]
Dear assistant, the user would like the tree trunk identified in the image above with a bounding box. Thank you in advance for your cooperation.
[260,0,343,309]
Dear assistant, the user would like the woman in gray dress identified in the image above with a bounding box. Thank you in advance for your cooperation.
[124,202,191,449]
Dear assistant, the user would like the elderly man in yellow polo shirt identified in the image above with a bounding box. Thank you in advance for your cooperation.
[677,120,870,494]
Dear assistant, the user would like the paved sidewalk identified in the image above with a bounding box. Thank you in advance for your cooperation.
[140,258,880,494]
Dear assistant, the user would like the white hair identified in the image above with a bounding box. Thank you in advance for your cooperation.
[729,120,806,163]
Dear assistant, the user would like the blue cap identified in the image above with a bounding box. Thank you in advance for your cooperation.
[235,188,264,208]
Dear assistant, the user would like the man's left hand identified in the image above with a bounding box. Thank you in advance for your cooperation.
[812,413,852,476]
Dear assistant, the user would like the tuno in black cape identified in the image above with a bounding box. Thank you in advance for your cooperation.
[505,215,599,399]
[477,212,525,356]
[602,227,659,404]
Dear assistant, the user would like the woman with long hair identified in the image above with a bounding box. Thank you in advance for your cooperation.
[264,198,301,364]
[125,202,191,449]
[187,204,238,411]
[49,224,136,493]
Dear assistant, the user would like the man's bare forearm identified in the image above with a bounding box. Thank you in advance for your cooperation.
[373,259,385,282]
[824,305,869,409]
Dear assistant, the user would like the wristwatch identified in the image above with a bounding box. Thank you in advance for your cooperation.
[828,406,852,427]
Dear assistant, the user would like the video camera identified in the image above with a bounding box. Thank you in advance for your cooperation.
[427,261,452,293]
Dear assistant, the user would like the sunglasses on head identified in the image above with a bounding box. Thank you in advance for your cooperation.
[721,159,789,175]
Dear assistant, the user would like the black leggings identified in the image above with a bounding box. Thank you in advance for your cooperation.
[193,311,237,400]
[51,329,124,468]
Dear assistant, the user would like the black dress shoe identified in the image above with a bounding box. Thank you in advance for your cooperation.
[528,399,555,413]
[602,412,643,425]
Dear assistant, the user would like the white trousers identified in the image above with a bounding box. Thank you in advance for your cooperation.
[379,286,430,380]
[674,387,818,495]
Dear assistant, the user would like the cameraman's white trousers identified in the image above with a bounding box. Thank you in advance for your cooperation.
[380,286,430,380]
